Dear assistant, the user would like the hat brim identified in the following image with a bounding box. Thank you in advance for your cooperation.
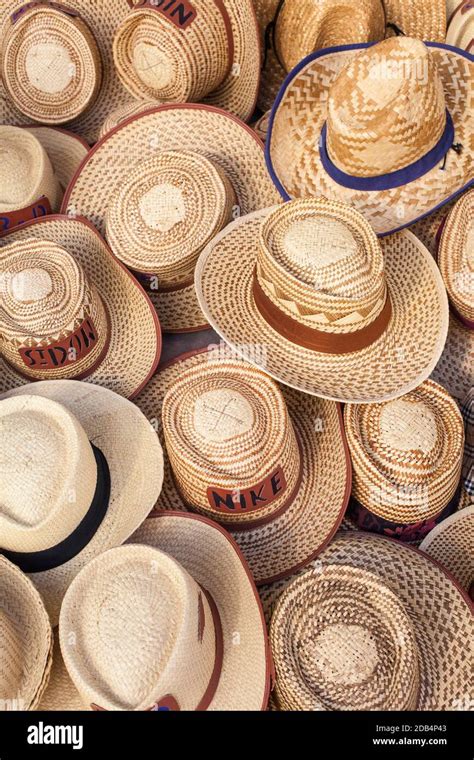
[195,208,449,403]
[0,380,164,626]
[22,127,89,191]
[36,632,87,711]
[420,506,474,596]
[430,315,474,404]
[0,214,161,399]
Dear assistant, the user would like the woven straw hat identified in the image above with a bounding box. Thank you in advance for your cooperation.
[420,506,474,599]
[260,532,474,711]
[195,198,449,403]
[112,0,260,123]
[98,98,162,139]
[447,0,473,51]
[0,555,53,711]
[0,215,161,398]
[430,317,473,403]
[61,104,281,333]
[409,198,456,258]
[266,37,473,236]
[0,1,137,144]
[36,633,86,711]
[0,380,164,626]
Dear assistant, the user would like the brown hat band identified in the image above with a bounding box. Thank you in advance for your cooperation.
[0,197,52,233]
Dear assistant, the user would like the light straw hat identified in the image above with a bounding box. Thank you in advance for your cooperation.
[447,0,473,51]
[98,98,162,139]
[61,104,281,333]
[0,215,161,398]
[112,0,260,123]
[266,37,473,235]
[36,633,86,711]
[0,380,164,626]
[420,506,474,599]
[0,555,53,711]
[195,198,449,403]
[409,198,456,257]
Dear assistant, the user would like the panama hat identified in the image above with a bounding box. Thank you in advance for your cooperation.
[447,0,473,52]
[0,1,138,144]
[260,532,474,711]
[420,506,474,599]
[0,215,161,398]
[0,555,53,711]
[195,198,449,403]
[61,104,281,333]
[266,37,473,236]
[112,0,260,123]
[98,98,162,139]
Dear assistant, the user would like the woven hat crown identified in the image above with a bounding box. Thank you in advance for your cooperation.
[438,189,474,324]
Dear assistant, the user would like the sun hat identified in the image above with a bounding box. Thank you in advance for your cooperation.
[0,214,161,398]
[55,512,271,711]
[0,1,138,144]
[61,104,281,333]
[409,198,456,257]
[0,555,53,711]
[266,37,473,236]
[260,532,474,711]
[420,506,474,599]
[195,197,449,403]
[36,633,86,711]
[447,0,473,51]
[112,0,260,123]
[98,98,162,139]
[0,380,164,626]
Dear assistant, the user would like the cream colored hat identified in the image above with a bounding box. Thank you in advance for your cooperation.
[420,506,474,599]
[195,198,449,403]
[447,0,473,51]
[0,380,164,626]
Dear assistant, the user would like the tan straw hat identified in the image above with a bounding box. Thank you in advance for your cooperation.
[260,532,474,711]
[0,380,164,626]
[0,555,53,711]
[266,37,473,235]
[61,104,281,333]
[55,512,270,711]
[409,198,456,257]
[0,1,138,144]
[447,0,473,52]
[0,215,161,398]
[36,633,86,711]
[98,98,162,139]
[431,317,474,404]
[195,198,449,403]
[420,506,474,599]
[112,0,260,123]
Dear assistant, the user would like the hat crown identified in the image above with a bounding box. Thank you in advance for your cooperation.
[0,127,59,213]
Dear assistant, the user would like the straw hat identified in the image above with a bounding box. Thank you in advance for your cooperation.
[0,556,53,711]
[0,215,161,398]
[260,532,474,711]
[266,37,473,236]
[133,343,351,585]
[0,125,88,233]
[447,0,473,51]
[409,198,456,258]
[420,506,474,599]
[0,1,138,144]
[36,633,86,711]
[54,512,270,711]
[112,0,260,123]
[195,198,449,403]
[61,104,281,333]
[252,109,271,143]
[98,98,162,139]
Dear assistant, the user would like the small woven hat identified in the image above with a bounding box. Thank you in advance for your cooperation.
[112,0,260,123]
[420,506,474,599]
[56,512,270,711]
[0,555,53,711]
[266,37,473,235]
[260,532,474,711]
[0,380,164,626]
[98,98,162,139]
[447,0,473,51]
[195,198,449,403]
[0,215,161,398]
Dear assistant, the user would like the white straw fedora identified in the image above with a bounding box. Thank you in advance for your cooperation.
[420,506,474,599]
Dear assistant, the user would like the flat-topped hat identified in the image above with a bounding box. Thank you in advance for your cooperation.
[0,215,161,398]
[112,0,260,123]
[195,197,449,403]
[447,0,473,52]
[266,37,473,235]
[420,506,474,599]
[0,380,164,625]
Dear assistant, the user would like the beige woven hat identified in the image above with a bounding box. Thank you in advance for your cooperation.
[420,506,474,599]
[447,0,473,51]
[0,1,138,144]
[0,380,164,626]
[0,215,161,398]
[260,532,474,711]
[112,0,260,123]
[195,198,449,403]
[266,37,473,235]
[98,98,162,139]
[61,104,281,333]
[0,555,53,711]
[431,316,474,403]
[409,198,456,258]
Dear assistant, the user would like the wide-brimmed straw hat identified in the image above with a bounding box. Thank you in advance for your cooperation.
[61,104,281,333]
[0,555,53,711]
[260,532,474,711]
[0,380,164,626]
[447,0,473,51]
[195,198,449,403]
[0,215,161,398]
[112,0,260,123]
[0,1,138,144]
[420,506,474,599]
[266,37,473,236]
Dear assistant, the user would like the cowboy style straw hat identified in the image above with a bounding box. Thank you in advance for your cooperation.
[0,1,138,144]
[420,506,474,599]
[0,555,52,711]
[266,36,473,236]
[0,214,161,398]
[447,0,473,51]
[0,380,164,626]
[259,532,474,711]
[61,104,281,333]
[195,198,449,403]
[112,0,260,123]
